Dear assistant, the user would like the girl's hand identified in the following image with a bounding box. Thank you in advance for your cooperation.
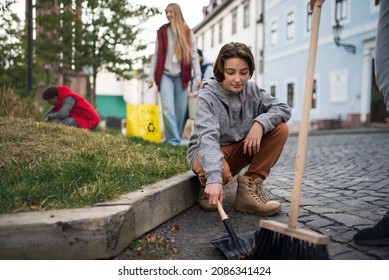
[204,183,223,206]
[310,0,325,10]
[147,80,154,89]
[243,122,263,156]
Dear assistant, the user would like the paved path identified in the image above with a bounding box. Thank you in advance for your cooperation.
[117,130,389,260]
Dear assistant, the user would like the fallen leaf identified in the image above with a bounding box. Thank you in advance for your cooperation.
[162,238,171,244]
[145,234,158,242]
[171,247,179,254]
[169,224,180,232]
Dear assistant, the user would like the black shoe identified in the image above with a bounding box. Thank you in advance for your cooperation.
[353,211,389,246]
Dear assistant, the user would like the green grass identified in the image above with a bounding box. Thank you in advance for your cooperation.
[0,117,189,214]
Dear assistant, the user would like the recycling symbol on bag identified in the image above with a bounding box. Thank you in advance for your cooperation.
[147,122,156,133]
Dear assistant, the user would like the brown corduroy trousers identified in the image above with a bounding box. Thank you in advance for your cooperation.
[192,122,289,186]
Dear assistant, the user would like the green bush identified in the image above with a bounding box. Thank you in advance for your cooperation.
[0,87,38,119]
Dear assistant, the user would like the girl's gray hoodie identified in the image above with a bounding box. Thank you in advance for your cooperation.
[187,77,291,185]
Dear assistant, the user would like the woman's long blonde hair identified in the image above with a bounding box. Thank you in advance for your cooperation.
[167,3,191,64]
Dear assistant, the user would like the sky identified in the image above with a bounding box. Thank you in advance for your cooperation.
[11,0,209,55]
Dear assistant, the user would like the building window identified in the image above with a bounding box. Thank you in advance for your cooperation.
[270,20,278,46]
[307,1,312,32]
[312,79,317,109]
[243,0,250,28]
[218,19,223,44]
[201,33,204,51]
[270,85,276,97]
[232,7,237,35]
[370,0,380,13]
[287,82,294,108]
[286,11,295,41]
[258,50,264,74]
[211,25,215,47]
[335,0,349,22]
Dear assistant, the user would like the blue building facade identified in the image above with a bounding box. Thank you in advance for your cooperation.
[264,0,383,129]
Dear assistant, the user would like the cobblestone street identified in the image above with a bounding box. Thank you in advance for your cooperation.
[125,130,389,260]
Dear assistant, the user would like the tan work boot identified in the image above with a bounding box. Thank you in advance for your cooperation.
[198,187,217,212]
[234,176,281,216]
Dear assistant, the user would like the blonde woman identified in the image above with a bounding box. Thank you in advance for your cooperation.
[148,3,201,145]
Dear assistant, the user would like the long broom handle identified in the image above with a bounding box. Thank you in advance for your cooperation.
[288,3,322,229]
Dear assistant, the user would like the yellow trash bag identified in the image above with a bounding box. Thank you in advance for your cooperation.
[126,103,161,143]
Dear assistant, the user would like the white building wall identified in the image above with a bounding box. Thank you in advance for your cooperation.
[95,69,124,96]
[194,0,264,84]
[96,69,156,106]
[264,0,379,128]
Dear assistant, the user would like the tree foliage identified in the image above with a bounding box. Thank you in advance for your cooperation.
[34,0,161,104]
[0,1,27,96]
[2,0,160,102]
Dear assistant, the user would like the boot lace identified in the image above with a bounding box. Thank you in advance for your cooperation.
[248,178,271,204]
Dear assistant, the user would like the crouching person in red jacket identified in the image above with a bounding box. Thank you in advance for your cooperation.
[42,85,100,131]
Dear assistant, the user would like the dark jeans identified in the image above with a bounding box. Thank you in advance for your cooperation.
[52,117,78,127]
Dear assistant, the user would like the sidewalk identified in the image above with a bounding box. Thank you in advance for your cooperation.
[0,126,388,259]
[118,126,389,260]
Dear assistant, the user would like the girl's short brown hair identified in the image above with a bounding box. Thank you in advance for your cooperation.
[213,42,255,82]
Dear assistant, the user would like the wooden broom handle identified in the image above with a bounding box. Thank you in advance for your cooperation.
[288,3,322,229]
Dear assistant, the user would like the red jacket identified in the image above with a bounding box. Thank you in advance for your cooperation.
[54,86,100,130]
[154,23,192,91]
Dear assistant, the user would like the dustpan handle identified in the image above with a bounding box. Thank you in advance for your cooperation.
[288,3,322,229]
[217,201,228,221]
[217,200,241,246]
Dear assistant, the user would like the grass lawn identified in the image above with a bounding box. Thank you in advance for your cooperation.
[0,117,189,214]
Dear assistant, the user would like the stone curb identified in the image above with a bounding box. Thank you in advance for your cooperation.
[0,171,199,260]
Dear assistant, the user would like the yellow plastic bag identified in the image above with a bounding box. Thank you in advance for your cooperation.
[126,103,161,143]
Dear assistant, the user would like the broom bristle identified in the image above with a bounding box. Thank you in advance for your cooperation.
[250,220,330,260]
[250,228,330,260]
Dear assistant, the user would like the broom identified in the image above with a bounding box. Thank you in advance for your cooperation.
[251,2,330,260]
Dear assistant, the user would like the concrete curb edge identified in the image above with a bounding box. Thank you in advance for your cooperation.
[0,171,199,260]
